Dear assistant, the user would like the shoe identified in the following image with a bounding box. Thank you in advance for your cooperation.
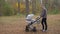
[42,30,45,32]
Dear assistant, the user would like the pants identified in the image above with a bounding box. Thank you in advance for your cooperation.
[41,18,47,30]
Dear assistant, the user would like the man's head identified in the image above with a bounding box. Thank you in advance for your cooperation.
[41,5,45,9]
[41,5,47,11]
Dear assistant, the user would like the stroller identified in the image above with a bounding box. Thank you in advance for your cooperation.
[25,14,40,32]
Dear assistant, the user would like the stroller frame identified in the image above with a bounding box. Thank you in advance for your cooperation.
[25,17,40,32]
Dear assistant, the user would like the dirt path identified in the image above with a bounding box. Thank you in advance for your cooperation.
[0,15,60,34]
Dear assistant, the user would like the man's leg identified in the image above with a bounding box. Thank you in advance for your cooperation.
[41,18,44,30]
[44,18,47,30]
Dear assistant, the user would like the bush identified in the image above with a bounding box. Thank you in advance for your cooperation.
[0,0,15,16]
[3,2,15,16]
[3,3,14,16]
[48,8,60,14]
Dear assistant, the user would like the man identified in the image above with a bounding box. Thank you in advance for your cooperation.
[40,6,47,32]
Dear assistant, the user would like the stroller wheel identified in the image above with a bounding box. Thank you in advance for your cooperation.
[25,26,29,32]
[32,27,37,32]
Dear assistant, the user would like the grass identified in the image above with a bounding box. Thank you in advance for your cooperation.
[0,14,60,34]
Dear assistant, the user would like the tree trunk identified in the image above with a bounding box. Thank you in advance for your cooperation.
[17,0,20,15]
[32,0,36,14]
[26,0,29,16]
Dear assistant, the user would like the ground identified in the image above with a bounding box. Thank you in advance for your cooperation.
[0,15,60,34]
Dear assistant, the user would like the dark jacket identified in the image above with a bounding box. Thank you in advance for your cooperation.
[40,8,47,18]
